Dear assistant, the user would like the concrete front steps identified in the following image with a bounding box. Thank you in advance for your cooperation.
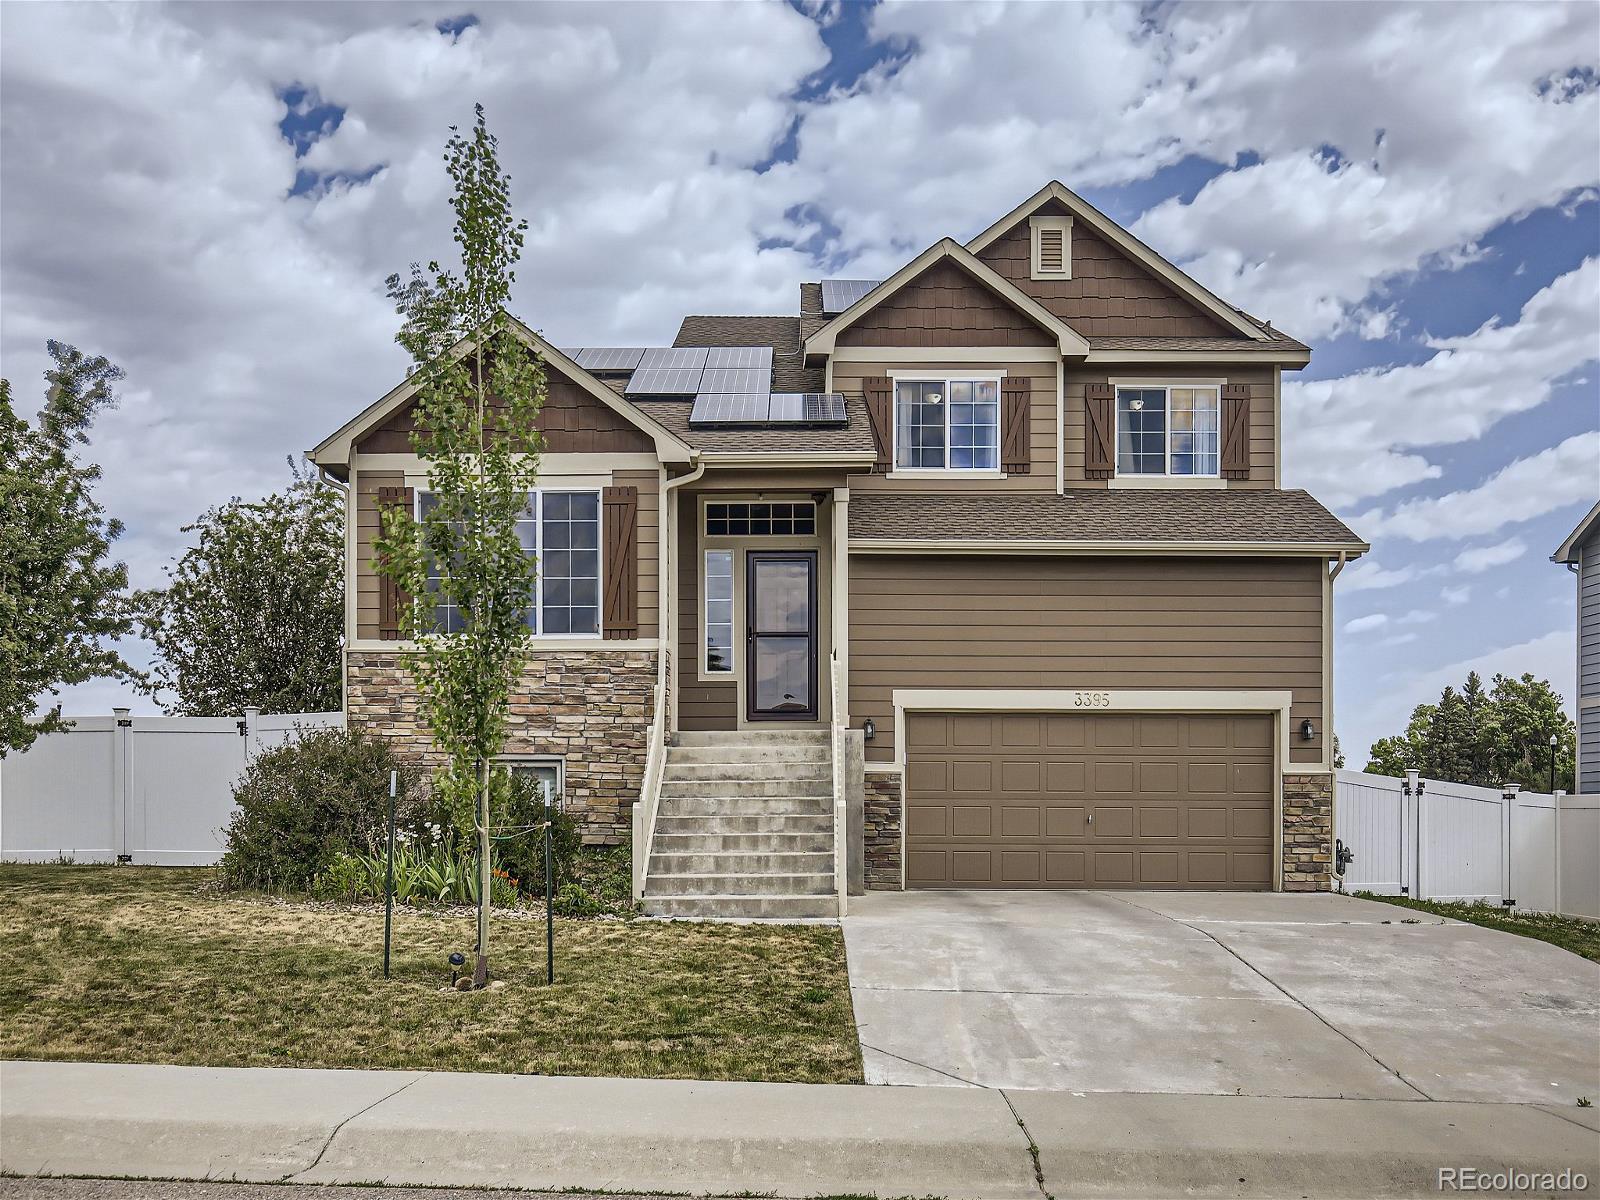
[642,730,838,921]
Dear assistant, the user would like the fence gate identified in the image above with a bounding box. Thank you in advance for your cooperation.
[1,708,343,866]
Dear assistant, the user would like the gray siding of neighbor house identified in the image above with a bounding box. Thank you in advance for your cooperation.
[1580,524,1600,795]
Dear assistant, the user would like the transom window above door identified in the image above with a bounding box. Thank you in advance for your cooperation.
[1115,386,1220,477]
[894,378,999,471]
[704,501,816,537]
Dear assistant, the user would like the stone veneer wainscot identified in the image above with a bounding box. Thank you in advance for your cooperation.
[346,649,657,845]
[864,773,903,890]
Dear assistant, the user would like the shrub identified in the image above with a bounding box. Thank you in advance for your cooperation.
[220,728,429,893]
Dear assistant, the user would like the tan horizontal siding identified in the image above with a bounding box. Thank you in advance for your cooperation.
[1062,365,1276,489]
[848,555,1325,766]
[676,494,737,729]
[833,359,1057,492]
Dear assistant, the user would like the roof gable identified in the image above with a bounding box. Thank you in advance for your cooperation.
[310,315,693,469]
[803,239,1090,359]
[1553,500,1600,564]
[966,182,1270,342]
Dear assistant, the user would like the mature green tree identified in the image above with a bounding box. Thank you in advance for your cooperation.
[1363,669,1576,791]
[374,105,547,987]
[0,344,138,756]
[139,459,343,716]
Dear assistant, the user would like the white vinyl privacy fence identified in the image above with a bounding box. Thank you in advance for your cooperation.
[1,708,343,866]
[1335,769,1599,918]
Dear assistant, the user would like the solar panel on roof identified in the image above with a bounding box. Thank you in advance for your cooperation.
[699,367,769,394]
[767,393,804,422]
[689,393,770,425]
[819,279,881,314]
[803,393,848,423]
[626,368,702,395]
[573,346,646,371]
[705,346,773,370]
[637,346,707,370]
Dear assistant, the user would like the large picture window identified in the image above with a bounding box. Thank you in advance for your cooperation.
[418,489,600,636]
[1115,386,1219,476]
[894,378,999,470]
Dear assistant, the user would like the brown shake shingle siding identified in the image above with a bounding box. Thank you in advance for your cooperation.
[835,261,1055,348]
[849,490,1365,548]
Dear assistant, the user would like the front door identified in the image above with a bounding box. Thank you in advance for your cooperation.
[745,551,817,721]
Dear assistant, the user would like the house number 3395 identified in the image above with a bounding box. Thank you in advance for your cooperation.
[1073,691,1112,708]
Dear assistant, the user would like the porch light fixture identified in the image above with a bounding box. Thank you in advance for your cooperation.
[863,718,875,741]
[1129,397,1145,411]
[1299,719,1315,741]
[926,391,942,404]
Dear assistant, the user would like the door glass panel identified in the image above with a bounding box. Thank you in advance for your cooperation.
[751,637,812,714]
[751,559,810,632]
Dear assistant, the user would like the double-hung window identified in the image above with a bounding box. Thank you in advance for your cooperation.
[418,489,600,636]
[1115,385,1220,477]
[894,378,999,471]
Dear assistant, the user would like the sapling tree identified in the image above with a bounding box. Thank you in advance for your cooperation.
[374,106,546,987]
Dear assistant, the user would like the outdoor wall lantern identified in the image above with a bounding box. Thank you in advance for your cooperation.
[1299,719,1315,741]
[863,718,876,741]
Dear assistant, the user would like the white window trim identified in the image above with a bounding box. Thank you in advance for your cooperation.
[887,371,1007,476]
[415,487,604,640]
[1111,383,1222,480]
[701,548,735,679]
[497,755,565,810]
[1030,215,1073,280]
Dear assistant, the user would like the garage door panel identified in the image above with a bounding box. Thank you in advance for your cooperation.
[1045,806,1087,837]
[1000,759,1041,793]
[905,711,1274,891]
[952,759,991,792]
[1000,806,1040,837]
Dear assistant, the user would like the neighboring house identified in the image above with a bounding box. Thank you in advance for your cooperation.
[311,181,1366,917]
[1553,501,1600,795]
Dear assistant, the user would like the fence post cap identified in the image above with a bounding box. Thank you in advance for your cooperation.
[1404,768,1420,786]
[243,706,261,717]
[112,706,130,717]
[1503,782,1521,796]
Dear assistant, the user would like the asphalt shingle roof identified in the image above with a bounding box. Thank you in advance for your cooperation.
[849,489,1365,548]
[672,315,823,393]
[631,397,875,454]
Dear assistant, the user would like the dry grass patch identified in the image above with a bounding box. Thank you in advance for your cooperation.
[0,865,861,1083]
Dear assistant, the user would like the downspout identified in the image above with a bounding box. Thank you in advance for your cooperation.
[661,458,707,720]
[1328,550,1348,582]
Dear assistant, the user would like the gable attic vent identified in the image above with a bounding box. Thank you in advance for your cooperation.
[1030,214,1073,281]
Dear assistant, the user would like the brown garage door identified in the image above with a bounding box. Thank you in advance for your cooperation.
[905,712,1273,890]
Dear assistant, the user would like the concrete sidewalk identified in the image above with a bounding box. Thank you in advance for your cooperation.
[3,1060,1596,1199]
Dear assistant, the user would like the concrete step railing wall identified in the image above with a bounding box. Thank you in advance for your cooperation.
[1335,769,1599,918]
[1,707,344,866]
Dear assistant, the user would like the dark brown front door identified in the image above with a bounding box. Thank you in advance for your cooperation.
[904,712,1274,890]
[745,551,817,721]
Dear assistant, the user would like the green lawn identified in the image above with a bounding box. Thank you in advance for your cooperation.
[0,865,862,1083]
[1358,891,1600,962]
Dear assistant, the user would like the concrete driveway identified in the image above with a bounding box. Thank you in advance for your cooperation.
[843,890,1600,1102]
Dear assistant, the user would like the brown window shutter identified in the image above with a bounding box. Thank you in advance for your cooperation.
[602,485,638,640]
[375,485,414,640]
[863,377,893,473]
[1001,377,1031,474]
[1084,383,1115,479]
[1221,383,1251,479]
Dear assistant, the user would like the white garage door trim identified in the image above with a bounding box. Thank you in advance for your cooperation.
[887,688,1295,892]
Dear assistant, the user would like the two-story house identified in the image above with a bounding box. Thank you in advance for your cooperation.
[311,181,1366,918]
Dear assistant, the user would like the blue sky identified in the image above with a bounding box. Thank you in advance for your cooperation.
[2,0,1596,763]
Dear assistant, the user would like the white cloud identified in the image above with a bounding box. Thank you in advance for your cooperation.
[1339,560,1423,594]
[1379,632,1419,648]
[1395,609,1435,625]
[1284,260,1600,506]
[1441,585,1472,605]
[1358,432,1600,542]
[1346,613,1390,634]
[1454,537,1529,574]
